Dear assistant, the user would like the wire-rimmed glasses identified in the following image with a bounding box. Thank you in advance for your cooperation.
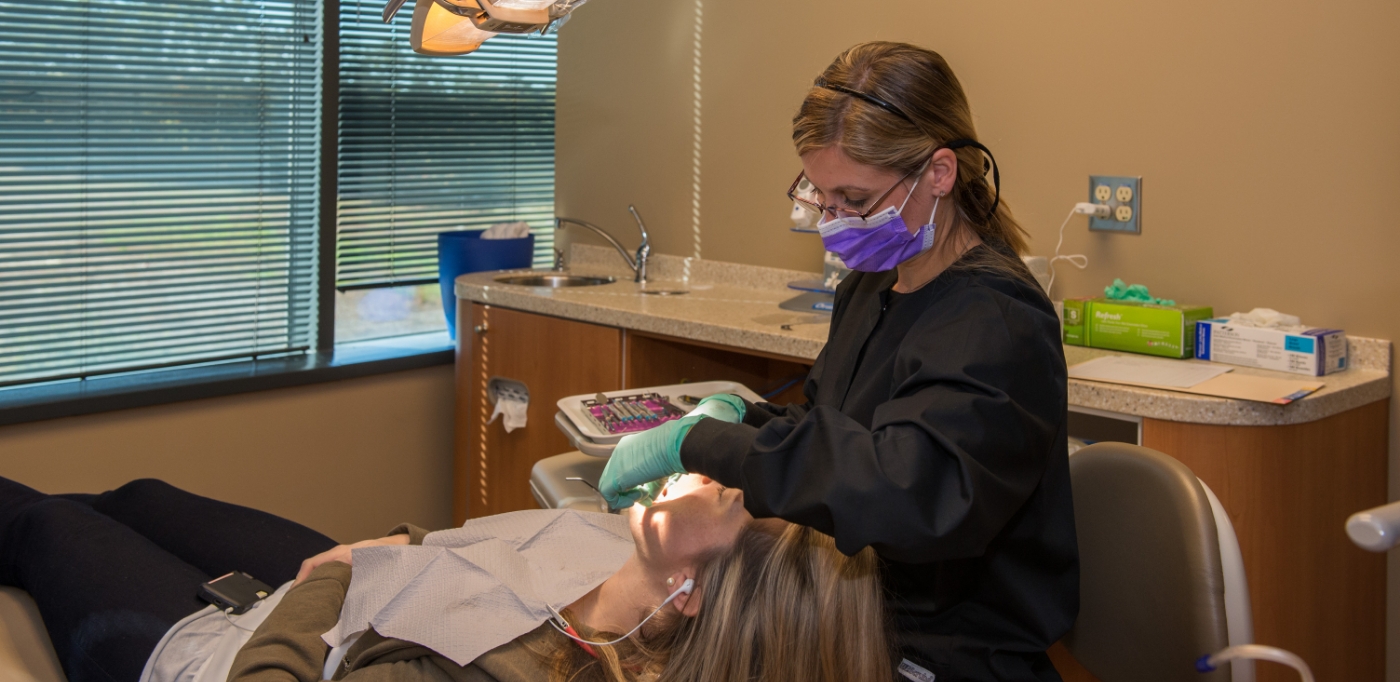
[785,156,930,221]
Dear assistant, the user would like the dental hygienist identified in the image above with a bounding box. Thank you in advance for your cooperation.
[600,42,1077,682]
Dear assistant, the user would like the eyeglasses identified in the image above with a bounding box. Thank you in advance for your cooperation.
[786,156,931,221]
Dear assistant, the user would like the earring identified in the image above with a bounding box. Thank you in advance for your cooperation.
[666,577,675,586]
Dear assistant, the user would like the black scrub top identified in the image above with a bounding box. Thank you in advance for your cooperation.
[682,249,1078,682]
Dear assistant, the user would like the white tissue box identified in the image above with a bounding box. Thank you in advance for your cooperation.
[1195,319,1347,376]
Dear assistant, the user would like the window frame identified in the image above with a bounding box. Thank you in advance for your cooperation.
[0,0,504,424]
[319,0,341,353]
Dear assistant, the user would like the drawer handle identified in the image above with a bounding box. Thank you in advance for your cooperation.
[473,324,489,334]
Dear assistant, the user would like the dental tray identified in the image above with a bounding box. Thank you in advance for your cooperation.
[556,381,763,448]
[582,392,688,435]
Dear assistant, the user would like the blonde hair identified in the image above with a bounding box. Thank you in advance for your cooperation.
[536,521,891,682]
[793,41,1036,284]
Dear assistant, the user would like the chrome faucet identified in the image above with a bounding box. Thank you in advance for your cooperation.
[554,205,651,284]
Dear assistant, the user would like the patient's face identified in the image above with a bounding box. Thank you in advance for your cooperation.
[629,474,751,571]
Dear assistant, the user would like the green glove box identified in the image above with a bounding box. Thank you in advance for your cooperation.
[1063,298,1214,359]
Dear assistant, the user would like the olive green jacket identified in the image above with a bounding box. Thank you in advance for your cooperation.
[226,524,556,682]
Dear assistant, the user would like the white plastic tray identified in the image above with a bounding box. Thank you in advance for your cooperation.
[555,412,617,457]
[555,381,762,446]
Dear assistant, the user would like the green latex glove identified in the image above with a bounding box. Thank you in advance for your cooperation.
[599,413,705,510]
[693,393,745,423]
[1103,278,1175,306]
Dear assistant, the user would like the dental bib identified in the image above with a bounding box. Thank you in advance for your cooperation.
[323,509,634,666]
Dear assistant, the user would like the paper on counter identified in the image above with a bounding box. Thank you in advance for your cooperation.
[1069,355,1233,388]
[1069,354,1324,404]
[1180,373,1323,405]
[324,509,634,666]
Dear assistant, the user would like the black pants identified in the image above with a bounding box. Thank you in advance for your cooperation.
[0,477,337,682]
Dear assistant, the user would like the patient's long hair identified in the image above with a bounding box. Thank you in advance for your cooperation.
[536,520,891,682]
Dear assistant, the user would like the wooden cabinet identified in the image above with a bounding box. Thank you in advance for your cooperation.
[1144,402,1388,682]
[1053,401,1389,682]
[453,305,813,524]
[625,331,811,406]
[454,303,622,522]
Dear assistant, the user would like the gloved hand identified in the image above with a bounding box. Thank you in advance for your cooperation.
[599,413,703,510]
[692,393,746,423]
[597,394,746,510]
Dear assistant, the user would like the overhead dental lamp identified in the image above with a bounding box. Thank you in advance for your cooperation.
[381,0,587,56]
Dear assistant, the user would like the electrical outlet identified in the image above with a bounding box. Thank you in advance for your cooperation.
[1088,175,1141,234]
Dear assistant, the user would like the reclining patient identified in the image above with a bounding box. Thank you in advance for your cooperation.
[0,474,889,682]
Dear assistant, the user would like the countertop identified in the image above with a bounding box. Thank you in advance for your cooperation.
[457,245,1391,426]
[456,245,830,361]
[1064,342,1390,426]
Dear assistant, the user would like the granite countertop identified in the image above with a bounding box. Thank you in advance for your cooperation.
[1065,342,1391,426]
[457,245,1391,427]
[455,245,829,361]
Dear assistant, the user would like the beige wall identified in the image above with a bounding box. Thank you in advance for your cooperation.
[0,366,456,544]
[558,0,1400,677]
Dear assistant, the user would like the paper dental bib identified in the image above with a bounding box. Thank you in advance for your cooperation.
[324,509,635,666]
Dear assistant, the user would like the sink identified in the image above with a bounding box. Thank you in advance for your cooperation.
[493,273,616,287]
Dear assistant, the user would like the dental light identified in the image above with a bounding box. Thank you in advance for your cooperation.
[381,0,588,56]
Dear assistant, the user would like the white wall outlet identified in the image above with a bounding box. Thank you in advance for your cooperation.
[1088,175,1142,234]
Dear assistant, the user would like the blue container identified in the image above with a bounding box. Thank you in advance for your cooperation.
[438,230,535,338]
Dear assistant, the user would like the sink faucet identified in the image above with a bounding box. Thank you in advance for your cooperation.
[554,205,651,284]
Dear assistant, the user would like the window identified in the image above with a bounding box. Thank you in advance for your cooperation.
[0,0,557,391]
[335,1,557,341]
[0,0,321,386]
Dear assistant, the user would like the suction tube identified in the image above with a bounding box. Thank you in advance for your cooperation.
[1197,645,1313,682]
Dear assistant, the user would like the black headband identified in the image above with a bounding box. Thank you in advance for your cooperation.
[815,79,1001,221]
[814,78,915,125]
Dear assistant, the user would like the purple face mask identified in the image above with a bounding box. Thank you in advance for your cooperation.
[817,183,939,273]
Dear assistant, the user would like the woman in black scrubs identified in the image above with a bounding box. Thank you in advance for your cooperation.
[599,41,1077,681]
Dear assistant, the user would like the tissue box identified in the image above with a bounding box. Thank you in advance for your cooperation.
[1062,298,1214,358]
[1195,320,1348,376]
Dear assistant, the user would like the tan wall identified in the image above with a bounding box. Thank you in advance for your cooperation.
[557,0,1400,677]
[0,366,456,544]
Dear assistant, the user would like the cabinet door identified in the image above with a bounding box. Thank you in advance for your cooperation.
[1142,402,1388,682]
[455,303,622,522]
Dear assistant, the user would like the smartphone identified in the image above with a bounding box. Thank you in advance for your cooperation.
[199,571,274,615]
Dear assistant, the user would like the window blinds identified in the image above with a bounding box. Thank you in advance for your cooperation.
[0,0,321,387]
[336,2,556,290]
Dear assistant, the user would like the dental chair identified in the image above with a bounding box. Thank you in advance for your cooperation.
[530,450,609,512]
[0,456,612,682]
[0,587,66,682]
[1062,442,1253,682]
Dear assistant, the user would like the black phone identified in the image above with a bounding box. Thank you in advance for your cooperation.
[199,571,274,615]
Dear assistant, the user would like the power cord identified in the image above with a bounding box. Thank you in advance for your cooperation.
[1046,202,1103,294]
[220,606,261,633]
